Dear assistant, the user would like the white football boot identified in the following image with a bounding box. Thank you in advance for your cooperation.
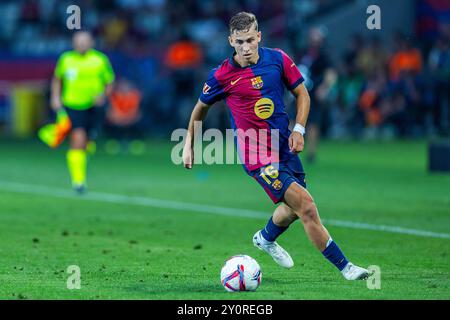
[253,230,294,269]
[341,262,370,280]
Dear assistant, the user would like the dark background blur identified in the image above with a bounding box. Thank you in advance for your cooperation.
[0,0,449,140]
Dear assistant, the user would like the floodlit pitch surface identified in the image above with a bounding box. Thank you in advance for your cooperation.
[0,139,448,299]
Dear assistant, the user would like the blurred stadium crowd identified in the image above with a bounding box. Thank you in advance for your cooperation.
[0,0,449,139]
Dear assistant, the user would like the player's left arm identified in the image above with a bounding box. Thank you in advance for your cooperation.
[95,54,115,106]
[276,48,309,153]
[289,83,310,153]
[97,83,114,106]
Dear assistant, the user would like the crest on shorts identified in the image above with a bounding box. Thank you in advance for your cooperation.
[251,76,263,89]
[272,179,283,191]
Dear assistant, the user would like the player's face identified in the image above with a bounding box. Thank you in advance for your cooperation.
[229,27,261,66]
[73,32,93,54]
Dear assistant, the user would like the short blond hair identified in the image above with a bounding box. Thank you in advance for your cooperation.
[229,12,258,34]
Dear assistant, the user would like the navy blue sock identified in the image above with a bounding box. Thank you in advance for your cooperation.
[322,239,349,271]
[260,217,288,242]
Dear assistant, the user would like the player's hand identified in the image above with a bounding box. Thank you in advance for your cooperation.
[183,144,194,169]
[289,132,304,153]
[50,96,62,111]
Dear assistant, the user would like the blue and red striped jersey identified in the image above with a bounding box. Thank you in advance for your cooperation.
[199,47,304,172]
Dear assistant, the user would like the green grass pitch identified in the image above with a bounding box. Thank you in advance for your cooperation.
[0,138,448,299]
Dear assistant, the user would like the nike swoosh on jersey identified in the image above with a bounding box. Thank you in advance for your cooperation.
[230,77,243,85]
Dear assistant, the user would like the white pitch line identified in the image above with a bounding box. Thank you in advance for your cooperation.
[0,181,449,240]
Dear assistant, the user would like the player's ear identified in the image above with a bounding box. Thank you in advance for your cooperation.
[257,31,262,43]
[228,35,234,47]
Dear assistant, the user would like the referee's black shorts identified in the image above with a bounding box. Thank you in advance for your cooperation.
[65,106,104,139]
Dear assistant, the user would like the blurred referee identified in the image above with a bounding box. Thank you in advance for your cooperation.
[50,31,115,193]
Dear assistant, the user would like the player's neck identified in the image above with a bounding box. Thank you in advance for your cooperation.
[234,52,260,67]
[76,48,92,56]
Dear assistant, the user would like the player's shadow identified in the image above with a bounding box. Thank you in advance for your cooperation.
[259,276,296,285]
[124,276,313,297]
[124,282,223,296]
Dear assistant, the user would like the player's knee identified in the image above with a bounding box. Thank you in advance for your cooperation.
[284,210,299,225]
[70,130,87,149]
[283,205,299,222]
[290,211,300,222]
[299,198,318,223]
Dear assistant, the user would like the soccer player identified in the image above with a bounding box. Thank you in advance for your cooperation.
[50,31,115,193]
[182,12,369,280]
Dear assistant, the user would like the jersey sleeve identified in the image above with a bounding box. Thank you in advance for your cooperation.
[276,49,304,90]
[199,68,225,105]
[101,55,115,85]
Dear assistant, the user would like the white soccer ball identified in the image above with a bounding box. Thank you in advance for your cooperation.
[220,255,262,292]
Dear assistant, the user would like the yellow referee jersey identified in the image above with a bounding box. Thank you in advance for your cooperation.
[54,49,115,110]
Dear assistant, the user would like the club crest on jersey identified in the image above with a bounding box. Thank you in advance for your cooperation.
[251,76,263,89]
[203,83,211,94]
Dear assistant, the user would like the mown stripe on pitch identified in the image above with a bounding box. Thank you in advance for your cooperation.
[0,181,449,239]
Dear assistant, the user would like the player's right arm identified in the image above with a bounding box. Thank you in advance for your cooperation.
[50,76,62,111]
[183,67,225,169]
[183,100,212,169]
[50,53,66,111]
